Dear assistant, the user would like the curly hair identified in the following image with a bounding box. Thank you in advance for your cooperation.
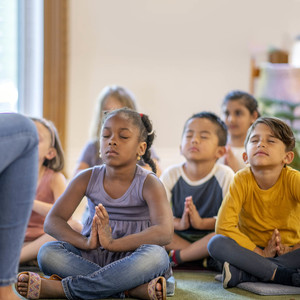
[103,108,157,173]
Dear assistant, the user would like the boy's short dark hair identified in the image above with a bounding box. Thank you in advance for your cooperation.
[244,117,295,151]
[183,112,228,146]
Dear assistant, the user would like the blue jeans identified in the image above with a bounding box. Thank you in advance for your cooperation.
[38,241,170,299]
[208,234,300,282]
[0,113,38,286]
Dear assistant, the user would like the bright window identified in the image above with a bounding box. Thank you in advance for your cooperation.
[0,0,18,112]
[0,0,43,115]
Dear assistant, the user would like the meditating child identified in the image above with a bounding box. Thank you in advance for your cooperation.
[160,112,234,268]
[19,118,81,265]
[208,117,300,288]
[16,108,173,300]
[219,90,259,172]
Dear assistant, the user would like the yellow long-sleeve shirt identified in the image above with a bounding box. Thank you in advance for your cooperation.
[216,166,300,250]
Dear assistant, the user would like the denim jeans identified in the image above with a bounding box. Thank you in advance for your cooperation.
[208,234,300,282]
[38,241,170,299]
[0,113,38,286]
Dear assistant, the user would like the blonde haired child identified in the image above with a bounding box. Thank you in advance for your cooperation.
[74,85,162,176]
[20,118,81,265]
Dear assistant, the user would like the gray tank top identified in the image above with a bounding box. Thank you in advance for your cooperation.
[80,164,152,266]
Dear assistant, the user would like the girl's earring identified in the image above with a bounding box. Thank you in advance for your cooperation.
[99,151,102,158]
[137,155,141,161]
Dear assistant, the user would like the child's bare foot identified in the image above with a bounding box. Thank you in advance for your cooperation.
[128,276,166,300]
[16,272,65,299]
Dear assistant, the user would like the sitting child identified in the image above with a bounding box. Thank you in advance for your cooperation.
[219,90,259,172]
[16,109,173,300]
[160,112,234,268]
[208,117,300,288]
[19,118,81,265]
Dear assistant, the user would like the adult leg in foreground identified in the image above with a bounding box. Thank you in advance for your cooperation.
[0,113,38,300]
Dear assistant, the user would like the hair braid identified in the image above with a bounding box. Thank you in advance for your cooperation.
[140,114,157,174]
[104,108,157,174]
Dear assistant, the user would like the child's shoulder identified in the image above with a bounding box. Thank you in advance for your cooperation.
[82,164,105,183]
[214,163,235,176]
[47,168,67,190]
[159,163,184,185]
[51,170,66,180]
[82,139,98,153]
[135,164,154,177]
[44,167,63,181]
[160,163,183,178]
[283,166,300,181]
[233,166,252,183]
[209,163,235,188]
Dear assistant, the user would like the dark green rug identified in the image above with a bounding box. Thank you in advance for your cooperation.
[15,269,300,299]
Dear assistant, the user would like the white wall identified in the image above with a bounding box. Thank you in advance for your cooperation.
[66,0,300,175]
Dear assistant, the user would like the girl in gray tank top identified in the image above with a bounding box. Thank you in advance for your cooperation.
[16,108,173,300]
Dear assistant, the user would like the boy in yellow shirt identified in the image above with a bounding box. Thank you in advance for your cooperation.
[208,117,300,288]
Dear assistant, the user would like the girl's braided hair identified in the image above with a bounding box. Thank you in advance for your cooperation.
[140,113,156,174]
[103,108,157,174]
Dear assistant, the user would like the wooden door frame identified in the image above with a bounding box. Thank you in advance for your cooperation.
[43,0,68,151]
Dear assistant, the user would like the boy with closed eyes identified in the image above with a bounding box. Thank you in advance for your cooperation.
[160,112,234,268]
[208,117,300,289]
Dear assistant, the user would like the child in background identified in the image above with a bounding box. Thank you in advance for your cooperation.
[220,90,259,172]
[16,108,173,300]
[74,85,162,177]
[160,112,234,268]
[208,117,300,288]
[19,118,81,265]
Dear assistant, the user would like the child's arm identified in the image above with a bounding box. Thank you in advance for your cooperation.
[216,174,258,251]
[72,141,94,176]
[256,169,300,257]
[224,146,243,173]
[160,167,188,230]
[44,169,98,251]
[94,174,174,252]
[185,196,215,230]
[270,169,300,255]
[31,172,67,217]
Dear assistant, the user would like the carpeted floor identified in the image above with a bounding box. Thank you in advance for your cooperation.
[15,269,300,300]
[172,270,300,300]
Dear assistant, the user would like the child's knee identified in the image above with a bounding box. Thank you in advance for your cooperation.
[138,245,169,270]
[207,234,226,257]
[37,241,61,269]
